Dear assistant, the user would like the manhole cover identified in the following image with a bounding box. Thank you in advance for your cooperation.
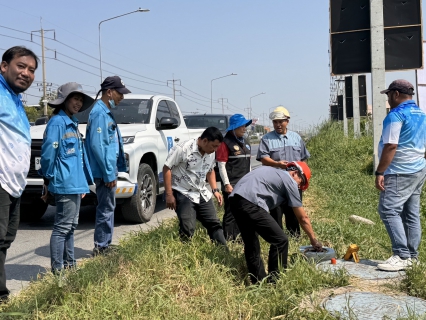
[317,259,405,280]
[324,292,426,319]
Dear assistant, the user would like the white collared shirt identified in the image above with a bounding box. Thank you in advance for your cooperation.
[164,138,215,203]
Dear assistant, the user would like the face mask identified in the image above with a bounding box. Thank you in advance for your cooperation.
[108,99,117,109]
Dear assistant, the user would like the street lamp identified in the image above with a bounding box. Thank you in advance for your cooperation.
[249,92,265,119]
[210,73,237,113]
[99,8,150,81]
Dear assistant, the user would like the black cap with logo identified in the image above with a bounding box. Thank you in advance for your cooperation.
[101,76,131,94]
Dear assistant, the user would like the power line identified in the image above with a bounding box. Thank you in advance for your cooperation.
[178,84,210,100]
[180,94,222,111]
[52,38,167,84]
[0,33,38,44]
[180,91,210,103]
[0,25,31,35]
[0,24,167,85]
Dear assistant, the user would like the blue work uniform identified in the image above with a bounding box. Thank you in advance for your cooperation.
[85,100,126,182]
[41,110,93,194]
[85,99,126,250]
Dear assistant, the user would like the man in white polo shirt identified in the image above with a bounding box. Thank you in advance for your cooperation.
[163,127,227,246]
[0,46,38,301]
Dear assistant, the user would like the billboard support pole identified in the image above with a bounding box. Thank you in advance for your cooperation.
[370,0,387,168]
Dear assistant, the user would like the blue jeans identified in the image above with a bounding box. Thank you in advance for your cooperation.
[50,194,80,271]
[378,166,426,259]
[94,178,116,249]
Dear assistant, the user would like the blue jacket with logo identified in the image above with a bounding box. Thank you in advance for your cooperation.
[41,110,93,194]
[85,100,126,182]
[0,75,31,197]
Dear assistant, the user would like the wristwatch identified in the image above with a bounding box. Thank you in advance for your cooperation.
[212,188,220,193]
[374,171,384,176]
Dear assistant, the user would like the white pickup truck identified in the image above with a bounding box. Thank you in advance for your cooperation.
[22,94,204,223]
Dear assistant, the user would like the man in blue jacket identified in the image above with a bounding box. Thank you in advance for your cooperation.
[0,46,38,301]
[86,76,130,255]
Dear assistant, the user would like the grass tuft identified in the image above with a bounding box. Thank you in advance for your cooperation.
[2,120,426,318]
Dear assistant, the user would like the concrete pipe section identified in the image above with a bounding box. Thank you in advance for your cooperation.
[317,259,405,280]
[324,292,426,319]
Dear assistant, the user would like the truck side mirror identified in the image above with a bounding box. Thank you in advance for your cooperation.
[158,117,178,130]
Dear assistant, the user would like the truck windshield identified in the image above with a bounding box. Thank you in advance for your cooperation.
[75,99,151,124]
[183,115,228,131]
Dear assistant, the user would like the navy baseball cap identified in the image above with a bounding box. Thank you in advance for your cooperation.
[380,79,415,95]
[101,76,131,94]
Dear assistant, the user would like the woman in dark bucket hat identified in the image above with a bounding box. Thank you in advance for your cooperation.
[216,114,252,240]
[40,82,94,273]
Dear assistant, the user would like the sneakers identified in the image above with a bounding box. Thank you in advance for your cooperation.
[377,255,412,271]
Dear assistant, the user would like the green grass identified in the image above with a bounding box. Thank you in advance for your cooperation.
[2,120,426,319]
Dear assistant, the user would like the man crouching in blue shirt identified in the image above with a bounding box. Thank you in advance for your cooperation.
[375,80,426,272]
[86,76,130,256]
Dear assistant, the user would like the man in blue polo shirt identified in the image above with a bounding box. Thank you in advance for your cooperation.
[0,46,38,301]
[375,79,426,271]
[257,106,310,237]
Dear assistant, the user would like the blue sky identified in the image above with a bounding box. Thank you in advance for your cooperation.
[0,1,422,129]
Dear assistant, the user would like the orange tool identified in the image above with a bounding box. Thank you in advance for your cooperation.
[343,244,360,263]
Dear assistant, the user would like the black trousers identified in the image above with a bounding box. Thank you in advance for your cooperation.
[173,190,226,245]
[221,186,240,241]
[0,187,20,299]
[270,190,303,237]
[230,194,289,284]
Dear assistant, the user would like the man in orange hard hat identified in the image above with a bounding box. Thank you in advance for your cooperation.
[257,106,310,238]
[228,161,322,284]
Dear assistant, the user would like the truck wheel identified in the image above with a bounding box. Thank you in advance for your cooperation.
[121,163,157,223]
[20,198,48,221]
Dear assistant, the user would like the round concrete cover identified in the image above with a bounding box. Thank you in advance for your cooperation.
[324,292,426,319]
[317,259,404,280]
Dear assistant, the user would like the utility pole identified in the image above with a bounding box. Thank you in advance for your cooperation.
[370,0,387,168]
[244,107,251,120]
[260,112,267,134]
[218,97,228,114]
[31,21,55,117]
[167,77,181,100]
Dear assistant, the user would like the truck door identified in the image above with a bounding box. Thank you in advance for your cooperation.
[156,100,188,179]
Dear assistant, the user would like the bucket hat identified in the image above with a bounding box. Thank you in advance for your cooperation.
[226,114,252,131]
[48,82,95,112]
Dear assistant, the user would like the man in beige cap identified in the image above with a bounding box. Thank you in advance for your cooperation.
[375,79,426,271]
[256,106,310,237]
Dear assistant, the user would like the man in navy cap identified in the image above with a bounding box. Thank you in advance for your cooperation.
[216,114,252,240]
[86,76,131,255]
[375,79,426,271]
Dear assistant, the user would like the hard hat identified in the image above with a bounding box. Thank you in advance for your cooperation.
[286,161,311,191]
[269,106,290,120]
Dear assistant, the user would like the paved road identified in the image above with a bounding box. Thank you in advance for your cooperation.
[6,145,261,296]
